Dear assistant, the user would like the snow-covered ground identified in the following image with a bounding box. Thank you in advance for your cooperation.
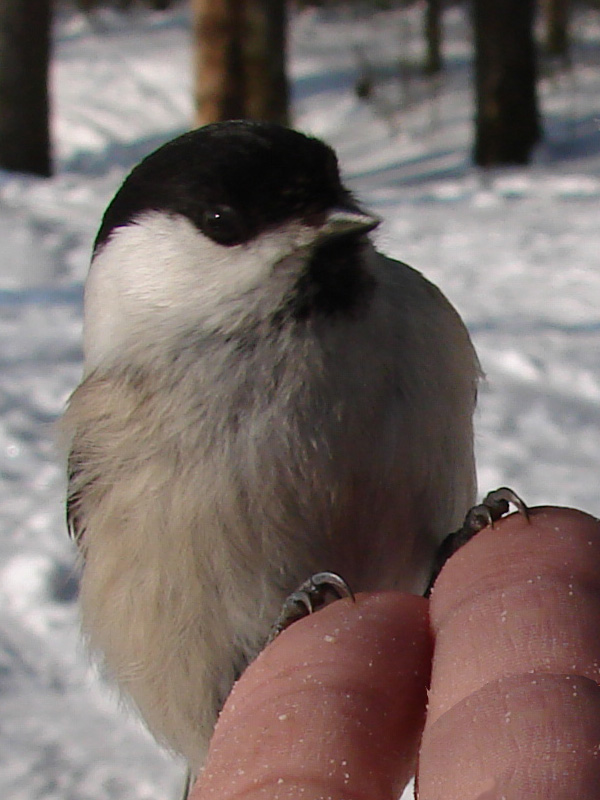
[2,3,600,798]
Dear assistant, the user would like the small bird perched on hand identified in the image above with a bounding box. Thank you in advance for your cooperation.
[63,120,480,771]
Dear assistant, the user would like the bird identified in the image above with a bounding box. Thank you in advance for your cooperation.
[63,120,480,771]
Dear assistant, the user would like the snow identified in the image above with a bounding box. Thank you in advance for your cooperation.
[2,3,600,797]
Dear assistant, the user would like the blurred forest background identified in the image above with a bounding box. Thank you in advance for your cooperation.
[0,0,597,177]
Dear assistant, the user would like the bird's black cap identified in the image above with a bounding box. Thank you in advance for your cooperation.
[94,120,360,252]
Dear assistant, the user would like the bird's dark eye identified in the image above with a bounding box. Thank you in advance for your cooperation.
[201,205,245,246]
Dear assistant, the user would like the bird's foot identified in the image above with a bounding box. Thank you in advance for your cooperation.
[268,571,354,643]
[425,487,530,598]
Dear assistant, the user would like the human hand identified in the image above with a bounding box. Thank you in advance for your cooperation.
[190,507,600,800]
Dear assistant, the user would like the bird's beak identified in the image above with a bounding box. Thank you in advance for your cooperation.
[317,208,381,242]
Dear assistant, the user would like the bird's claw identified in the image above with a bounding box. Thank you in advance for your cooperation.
[425,487,529,597]
[268,571,354,643]
[463,486,529,535]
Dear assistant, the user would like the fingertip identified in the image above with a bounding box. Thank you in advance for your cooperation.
[427,505,600,722]
[419,505,600,799]
[193,592,432,800]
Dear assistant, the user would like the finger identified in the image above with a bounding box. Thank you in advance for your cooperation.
[191,592,432,800]
[419,506,600,799]
[428,506,600,719]
[420,672,600,799]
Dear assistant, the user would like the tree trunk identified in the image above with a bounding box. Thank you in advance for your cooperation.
[0,0,52,176]
[193,0,289,127]
[424,0,442,75]
[473,0,541,166]
[543,0,570,59]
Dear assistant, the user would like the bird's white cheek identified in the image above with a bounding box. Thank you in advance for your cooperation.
[83,214,232,369]
[82,213,311,371]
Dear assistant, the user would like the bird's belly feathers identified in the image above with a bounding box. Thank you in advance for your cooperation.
[67,300,477,768]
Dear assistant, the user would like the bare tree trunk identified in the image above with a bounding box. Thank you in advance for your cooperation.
[473,0,541,166]
[424,0,442,75]
[0,0,51,176]
[543,0,570,59]
[193,0,289,127]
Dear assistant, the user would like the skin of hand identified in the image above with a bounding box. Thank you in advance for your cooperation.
[190,507,600,800]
